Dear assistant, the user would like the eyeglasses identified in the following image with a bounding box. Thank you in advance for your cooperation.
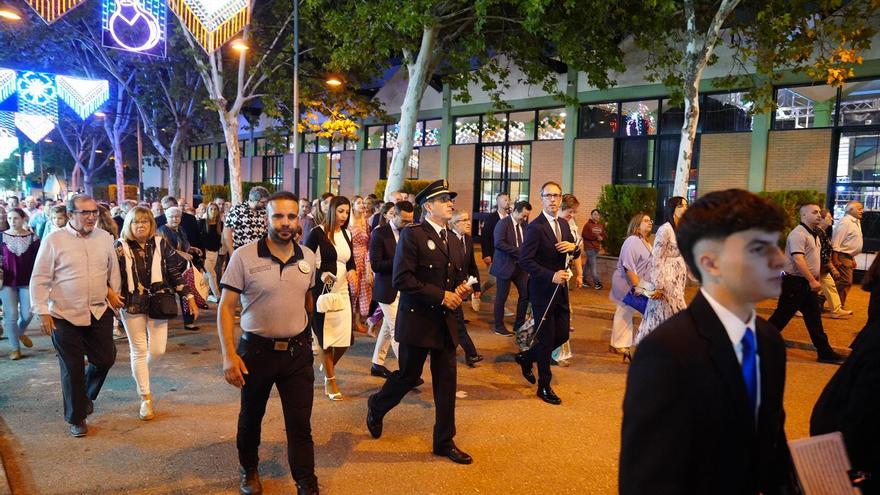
[434,194,454,204]
[541,193,562,200]
[72,209,99,217]
[132,220,151,225]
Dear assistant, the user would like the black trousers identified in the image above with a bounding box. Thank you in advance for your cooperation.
[454,307,478,358]
[526,296,571,388]
[236,333,316,485]
[50,310,116,424]
[494,267,529,332]
[369,340,457,451]
[769,275,833,357]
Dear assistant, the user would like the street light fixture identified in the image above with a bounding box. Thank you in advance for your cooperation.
[231,39,249,52]
[0,6,22,21]
[326,76,343,88]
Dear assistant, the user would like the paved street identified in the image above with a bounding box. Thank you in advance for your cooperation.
[0,303,841,495]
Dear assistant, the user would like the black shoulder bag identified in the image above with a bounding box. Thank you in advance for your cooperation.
[147,239,179,320]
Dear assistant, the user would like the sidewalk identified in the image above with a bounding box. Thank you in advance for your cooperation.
[477,250,865,354]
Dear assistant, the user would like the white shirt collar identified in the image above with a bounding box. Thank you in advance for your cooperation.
[543,209,557,224]
[424,217,446,236]
[700,288,756,353]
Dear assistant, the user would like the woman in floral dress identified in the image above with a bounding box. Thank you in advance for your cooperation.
[636,196,689,345]
[348,196,372,333]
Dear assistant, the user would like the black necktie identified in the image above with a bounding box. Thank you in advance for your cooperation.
[459,234,466,254]
[440,229,447,246]
[515,223,523,248]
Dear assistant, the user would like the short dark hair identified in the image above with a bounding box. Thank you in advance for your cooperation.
[591,208,600,216]
[540,181,561,193]
[395,200,414,214]
[513,200,532,213]
[248,186,270,202]
[320,192,334,201]
[662,196,688,231]
[161,195,178,208]
[268,191,298,203]
[677,189,785,283]
[67,194,94,213]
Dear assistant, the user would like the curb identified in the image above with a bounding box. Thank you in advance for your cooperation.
[0,426,11,495]
[570,305,851,356]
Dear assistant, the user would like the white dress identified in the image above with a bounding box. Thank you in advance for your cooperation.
[321,229,353,348]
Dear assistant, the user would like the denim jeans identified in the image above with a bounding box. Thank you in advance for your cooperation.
[0,286,33,352]
[583,249,600,285]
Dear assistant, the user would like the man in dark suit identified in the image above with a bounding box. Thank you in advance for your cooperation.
[620,189,795,494]
[516,184,577,404]
[478,192,510,300]
[368,201,415,378]
[811,321,880,495]
[367,180,474,465]
[450,210,483,367]
[490,201,532,337]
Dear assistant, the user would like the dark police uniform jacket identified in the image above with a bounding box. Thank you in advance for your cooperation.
[392,221,467,350]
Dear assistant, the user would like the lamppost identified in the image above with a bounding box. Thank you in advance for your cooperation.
[292,0,300,198]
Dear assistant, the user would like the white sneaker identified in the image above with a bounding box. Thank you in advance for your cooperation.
[207,295,219,304]
[829,308,854,319]
[139,399,154,421]
[470,297,480,312]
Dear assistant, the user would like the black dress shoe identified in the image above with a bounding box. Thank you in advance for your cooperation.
[413,377,425,388]
[370,364,392,378]
[494,328,514,337]
[433,445,473,465]
[514,352,536,384]
[465,354,484,367]
[537,386,562,405]
[296,480,319,495]
[69,421,87,437]
[239,467,262,495]
[366,403,383,439]
[817,351,846,365]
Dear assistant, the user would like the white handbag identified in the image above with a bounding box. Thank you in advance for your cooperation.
[316,282,346,313]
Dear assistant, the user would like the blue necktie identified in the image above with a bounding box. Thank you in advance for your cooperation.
[741,328,758,416]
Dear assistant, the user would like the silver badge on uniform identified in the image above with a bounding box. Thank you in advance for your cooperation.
[298,260,311,274]
[427,239,436,250]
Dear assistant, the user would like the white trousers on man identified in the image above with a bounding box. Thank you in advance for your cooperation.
[820,272,843,313]
[371,296,400,366]
[121,312,168,396]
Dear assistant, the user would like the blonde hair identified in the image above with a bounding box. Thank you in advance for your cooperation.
[122,206,157,241]
[627,212,650,238]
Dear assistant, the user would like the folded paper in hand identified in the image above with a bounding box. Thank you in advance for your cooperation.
[788,432,858,495]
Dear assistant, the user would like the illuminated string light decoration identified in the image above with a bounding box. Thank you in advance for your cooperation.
[15,113,55,143]
[17,71,58,123]
[102,0,167,57]
[25,0,87,24]
[0,111,15,162]
[56,76,110,119]
[168,0,248,53]
[0,69,15,103]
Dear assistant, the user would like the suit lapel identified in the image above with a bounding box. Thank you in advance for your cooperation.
[755,322,783,433]
[689,292,756,433]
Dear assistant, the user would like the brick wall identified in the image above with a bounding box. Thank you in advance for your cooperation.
[419,146,441,180]
[448,145,476,216]
[361,150,381,197]
[527,140,564,210]
[698,133,751,194]
[765,129,833,192]
[573,138,614,211]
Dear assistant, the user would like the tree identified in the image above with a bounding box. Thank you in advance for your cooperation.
[312,0,631,201]
[102,79,135,203]
[56,112,111,195]
[631,0,880,196]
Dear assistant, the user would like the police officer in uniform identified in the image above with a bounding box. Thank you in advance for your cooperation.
[366,180,474,464]
[217,191,319,495]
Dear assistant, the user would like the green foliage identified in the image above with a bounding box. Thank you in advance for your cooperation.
[108,185,139,201]
[373,180,434,198]
[595,185,657,257]
[759,190,827,246]
[144,187,169,202]
[201,182,277,203]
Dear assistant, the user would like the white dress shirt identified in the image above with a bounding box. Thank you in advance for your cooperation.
[701,288,761,417]
[30,225,121,326]
[831,214,863,256]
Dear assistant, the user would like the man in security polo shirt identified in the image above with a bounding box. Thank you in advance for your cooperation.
[217,191,319,495]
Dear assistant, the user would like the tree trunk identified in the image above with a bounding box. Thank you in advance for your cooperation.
[167,130,185,199]
[672,0,741,197]
[222,111,243,203]
[84,172,94,196]
[383,25,439,202]
[113,139,125,203]
[71,162,83,192]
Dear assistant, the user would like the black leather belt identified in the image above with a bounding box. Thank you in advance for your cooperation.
[241,331,311,351]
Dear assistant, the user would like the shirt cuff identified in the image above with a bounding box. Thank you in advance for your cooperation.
[220,283,242,294]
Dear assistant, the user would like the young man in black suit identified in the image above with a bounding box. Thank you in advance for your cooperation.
[368,201,414,378]
[367,180,474,465]
[450,210,483,367]
[620,189,796,494]
[478,193,510,305]
[516,183,577,405]
[490,201,532,337]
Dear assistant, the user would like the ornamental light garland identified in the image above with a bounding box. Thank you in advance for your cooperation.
[167,0,248,53]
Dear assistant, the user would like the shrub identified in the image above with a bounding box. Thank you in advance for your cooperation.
[758,190,826,247]
[108,184,139,201]
[373,179,434,199]
[201,182,277,203]
[144,187,168,202]
[595,184,657,256]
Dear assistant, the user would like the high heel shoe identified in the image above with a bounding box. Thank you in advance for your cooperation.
[324,377,343,401]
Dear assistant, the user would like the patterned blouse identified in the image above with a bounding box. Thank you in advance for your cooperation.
[1,231,40,287]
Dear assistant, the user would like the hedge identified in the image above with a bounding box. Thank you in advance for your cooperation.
[108,184,139,201]
[201,182,277,203]
[595,184,657,257]
[144,187,169,202]
[758,190,826,247]
[373,179,434,198]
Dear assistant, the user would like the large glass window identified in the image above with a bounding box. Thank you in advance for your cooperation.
[424,119,441,145]
[508,111,535,141]
[774,85,838,129]
[481,116,507,143]
[328,152,342,195]
[620,100,658,137]
[839,79,880,127]
[537,108,566,140]
[659,99,684,135]
[454,116,480,144]
[188,144,211,161]
[701,92,753,132]
[386,148,419,180]
[580,103,618,138]
[262,155,283,190]
[367,126,385,149]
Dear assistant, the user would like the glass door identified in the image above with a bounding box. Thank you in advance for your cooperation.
[474,143,531,213]
[832,129,880,266]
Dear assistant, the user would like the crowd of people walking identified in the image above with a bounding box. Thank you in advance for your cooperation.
[2,179,877,495]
